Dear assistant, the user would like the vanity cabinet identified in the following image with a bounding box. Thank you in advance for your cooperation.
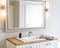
[6,40,57,48]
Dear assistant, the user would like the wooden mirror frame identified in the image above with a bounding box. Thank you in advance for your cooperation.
[5,0,46,32]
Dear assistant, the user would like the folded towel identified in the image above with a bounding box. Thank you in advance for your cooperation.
[40,35,54,40]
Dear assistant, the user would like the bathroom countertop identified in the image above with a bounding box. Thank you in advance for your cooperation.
[6,37,57,46]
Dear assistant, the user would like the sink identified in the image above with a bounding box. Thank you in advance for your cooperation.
[16,36,46,42]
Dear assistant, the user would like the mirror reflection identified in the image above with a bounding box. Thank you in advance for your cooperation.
[8,0,19,29]
[7,0,45,29]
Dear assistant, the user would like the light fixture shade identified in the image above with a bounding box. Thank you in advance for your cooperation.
[46,2,49,8]
[0,10,6,17]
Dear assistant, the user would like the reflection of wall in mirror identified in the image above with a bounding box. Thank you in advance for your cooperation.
[19,1,26,28]
[19,1,44,28]
[13,1,19,28]
[8,0,19,29]
[26,4,44,28]
[8,1,13,29]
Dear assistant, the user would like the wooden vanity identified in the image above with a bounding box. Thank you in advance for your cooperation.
[6,37,57,48]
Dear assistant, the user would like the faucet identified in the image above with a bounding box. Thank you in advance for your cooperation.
[28,31,32,36]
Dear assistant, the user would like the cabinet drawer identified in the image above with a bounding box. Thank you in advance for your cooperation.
[40,41,55,48]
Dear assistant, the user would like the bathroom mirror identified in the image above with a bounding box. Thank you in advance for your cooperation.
[6,0,46,31]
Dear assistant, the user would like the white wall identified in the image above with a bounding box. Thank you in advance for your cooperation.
[44,0,60,39]
[0,0,60,48]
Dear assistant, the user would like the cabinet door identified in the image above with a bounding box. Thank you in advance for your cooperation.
[6,40,16,48]
[40,41,55,48]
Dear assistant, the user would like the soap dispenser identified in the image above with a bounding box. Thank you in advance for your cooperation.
[19,33,22,38]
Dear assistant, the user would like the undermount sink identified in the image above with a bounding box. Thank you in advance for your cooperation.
[16,36,46,42]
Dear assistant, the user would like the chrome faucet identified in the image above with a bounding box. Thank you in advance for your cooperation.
[28,31,32,36]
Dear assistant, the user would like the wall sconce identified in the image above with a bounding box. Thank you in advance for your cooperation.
[45,0,50,19]
[44,0,49,12]
[0,5,6,17]
[0,1,6,17]
[0,0,6,31]
[46,1,49,11]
